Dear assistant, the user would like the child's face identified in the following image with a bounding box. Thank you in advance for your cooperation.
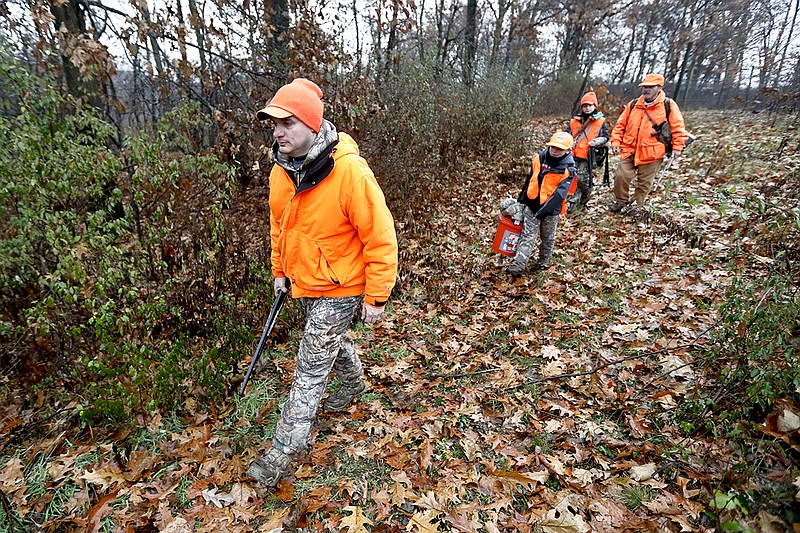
[548,146,568,158]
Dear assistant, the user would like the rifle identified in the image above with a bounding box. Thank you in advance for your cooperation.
[239,289,287,395]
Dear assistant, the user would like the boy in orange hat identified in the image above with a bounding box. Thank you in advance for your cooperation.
[248,78,398,487]
[609,73,689,212]
[566,91,608,212]
[503,131,577,275]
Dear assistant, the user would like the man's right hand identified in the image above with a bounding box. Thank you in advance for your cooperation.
[274,277,289,296]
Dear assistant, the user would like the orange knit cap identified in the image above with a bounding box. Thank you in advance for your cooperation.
[256,78,324,132]
[580,92,598,106]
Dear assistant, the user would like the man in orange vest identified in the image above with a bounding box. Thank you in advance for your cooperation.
[609,73,689,212]
[248,79,398,487]
[567,91,608,212]
[505,131,577,275]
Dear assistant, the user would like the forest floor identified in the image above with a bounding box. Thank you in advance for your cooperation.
[1,110,799,532]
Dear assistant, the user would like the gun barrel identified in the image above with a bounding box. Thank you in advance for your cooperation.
[239,290,287,395]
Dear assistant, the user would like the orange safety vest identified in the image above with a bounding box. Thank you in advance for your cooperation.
[525,154,578,216]
[569,115,606,160]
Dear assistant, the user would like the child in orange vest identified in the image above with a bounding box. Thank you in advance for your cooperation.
[502,132,577,275]
[566,91,608,212]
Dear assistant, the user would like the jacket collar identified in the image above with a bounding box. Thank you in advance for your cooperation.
[639,90,665,107]
[539,149,575,174]
[272,120,340,191]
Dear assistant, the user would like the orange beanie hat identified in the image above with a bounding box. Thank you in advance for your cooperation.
[256,78,324,132]
[580,92,598,106]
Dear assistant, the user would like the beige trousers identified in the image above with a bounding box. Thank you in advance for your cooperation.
[614,157,662,206]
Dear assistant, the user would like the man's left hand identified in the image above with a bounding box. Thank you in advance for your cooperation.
[671,150,681,159]
[361,302,385,324]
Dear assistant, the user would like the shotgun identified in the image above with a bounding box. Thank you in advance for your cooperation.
[239,289,287,395]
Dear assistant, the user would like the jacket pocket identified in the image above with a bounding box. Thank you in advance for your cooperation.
[318,240,344,285]
[639,138,664,162]
[293,235,340,290]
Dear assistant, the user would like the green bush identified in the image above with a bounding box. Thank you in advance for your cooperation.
[679,274,799,435]
[0,49,272,424]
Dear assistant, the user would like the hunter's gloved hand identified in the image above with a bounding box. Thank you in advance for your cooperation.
[589,137,607,147]
[671,150,681,159]
[274,277,289,296]
[500,198,525,224]
[361,302,385,325]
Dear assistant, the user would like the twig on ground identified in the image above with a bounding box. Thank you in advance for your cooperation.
[427,367,501,379]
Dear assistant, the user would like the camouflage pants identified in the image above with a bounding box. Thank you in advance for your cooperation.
[511,205,559,270]
[567,159,593,210]
[272,295,363,455]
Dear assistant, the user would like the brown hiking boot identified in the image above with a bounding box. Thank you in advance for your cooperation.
[246,447,294,487]
[324,380,366,411]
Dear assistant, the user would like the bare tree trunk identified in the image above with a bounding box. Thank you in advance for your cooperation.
[49,0,103,107]
[353,0,362,75]
[633,21,652,83]
[463,0,477,87]
[613,25,636,84]
[133,0,165,77]
[434,0,458,73]
[186,0,207,73]
[674,40,692,106]
[488,0,510,70]
[265,0,290,83]
[777,0,800,85]
[385,0,400,77]
[417,0,425,60]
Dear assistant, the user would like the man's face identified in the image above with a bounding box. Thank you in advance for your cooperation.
[641,85,661,102]
[548,146,569,158]
[271,116,317,157]
[581,103,596,114]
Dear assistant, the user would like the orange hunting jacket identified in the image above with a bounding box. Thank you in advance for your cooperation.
[269,132,398,306]
[610,91,689,165]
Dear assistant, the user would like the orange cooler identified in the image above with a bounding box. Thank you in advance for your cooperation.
[492,215,522,257]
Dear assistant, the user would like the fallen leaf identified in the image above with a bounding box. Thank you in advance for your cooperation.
[201,487,235,508]
[339,505,373,533]
[630,463,657,481]
[406,510,441,532]
[778,409,800,433]
[539,502,590,533]
[160,517,192,533]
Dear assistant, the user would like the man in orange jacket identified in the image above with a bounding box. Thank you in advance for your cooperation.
[248,78,398,487]
[609,73,689,212]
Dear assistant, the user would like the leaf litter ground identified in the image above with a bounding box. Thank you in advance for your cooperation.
[1,111,799,532]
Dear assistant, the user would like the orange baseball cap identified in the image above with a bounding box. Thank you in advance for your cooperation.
[547,131,573,150]
[638,73,665,87]
[580,92,598,106]
[256,78,324,132]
